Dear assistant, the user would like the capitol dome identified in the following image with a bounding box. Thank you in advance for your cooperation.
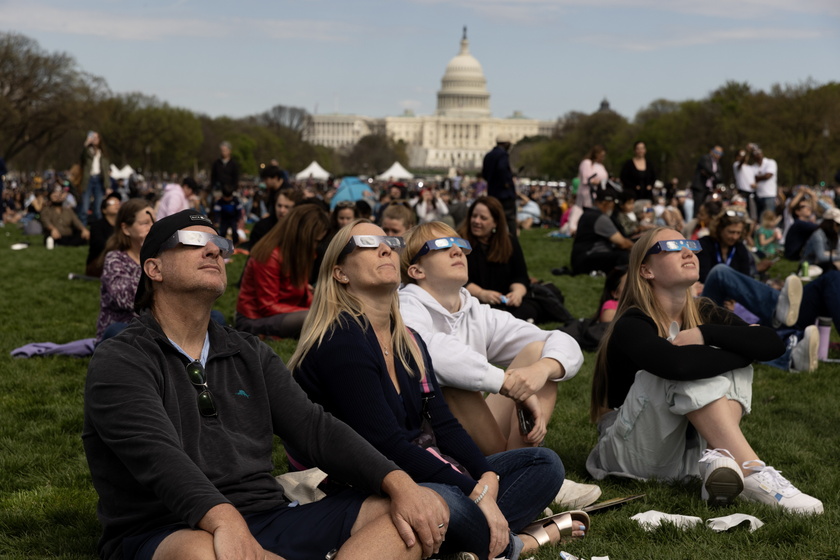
[436,28,491,118]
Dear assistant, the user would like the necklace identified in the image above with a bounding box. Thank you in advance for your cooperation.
[375,331,392,357]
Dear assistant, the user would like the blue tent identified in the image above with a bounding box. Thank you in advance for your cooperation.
[330,177,373,210]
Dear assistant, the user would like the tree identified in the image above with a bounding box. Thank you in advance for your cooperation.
[0,32,105,162]
[343,134,407,176]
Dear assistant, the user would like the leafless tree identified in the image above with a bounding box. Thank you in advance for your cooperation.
[0,32,106,162]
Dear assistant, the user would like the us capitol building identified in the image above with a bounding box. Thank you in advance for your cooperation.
[303,29,558,169]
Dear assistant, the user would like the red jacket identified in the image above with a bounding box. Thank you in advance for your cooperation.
[236,247,311,318]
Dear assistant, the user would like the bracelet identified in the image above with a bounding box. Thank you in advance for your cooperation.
[473,484,489,505]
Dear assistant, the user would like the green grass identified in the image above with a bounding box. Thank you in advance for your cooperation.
[1,224,838,560]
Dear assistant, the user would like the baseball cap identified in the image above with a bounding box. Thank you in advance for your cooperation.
[134,209,218,311]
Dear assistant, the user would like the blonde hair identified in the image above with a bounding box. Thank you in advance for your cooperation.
[590,227,704,422]
[288,219,426,378]
[400,221,459,284]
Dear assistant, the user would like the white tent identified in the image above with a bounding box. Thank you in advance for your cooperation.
[109,164,136,180]
[376,161,414,180]
[295,161,331,181]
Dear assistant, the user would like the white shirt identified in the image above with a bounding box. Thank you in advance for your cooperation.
[398,284,583,393]
[755,158,778,198]
[91,151,101,176]
[733,162,756,193]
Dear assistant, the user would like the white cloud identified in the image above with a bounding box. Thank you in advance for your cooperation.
[0,1,358,42]
[410,0,840,20]
[579,26,828,51]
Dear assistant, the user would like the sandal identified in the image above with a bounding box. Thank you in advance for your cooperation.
[520,509,590,546]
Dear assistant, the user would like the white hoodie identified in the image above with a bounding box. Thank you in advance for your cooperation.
[399,284,583,393]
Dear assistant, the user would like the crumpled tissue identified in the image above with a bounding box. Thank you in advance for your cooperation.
[631,510,703,531]
[706,513,764,532]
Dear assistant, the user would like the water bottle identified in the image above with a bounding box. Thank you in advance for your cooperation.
[800,261,809,277]
[817,317,832,361]
[45,236,54,250]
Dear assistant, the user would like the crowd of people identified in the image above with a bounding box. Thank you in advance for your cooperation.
[3,134,838,560]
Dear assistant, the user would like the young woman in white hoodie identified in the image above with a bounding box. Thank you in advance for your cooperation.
[399,222,598,508]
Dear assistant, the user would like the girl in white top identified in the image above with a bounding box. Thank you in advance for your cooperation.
[399,222,584,455]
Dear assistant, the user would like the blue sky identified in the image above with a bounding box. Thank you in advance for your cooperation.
[2,0,838,122]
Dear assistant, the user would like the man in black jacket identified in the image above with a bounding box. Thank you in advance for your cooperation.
[83,210,448,560]
[691,146,724,206]
[482,134,516,234]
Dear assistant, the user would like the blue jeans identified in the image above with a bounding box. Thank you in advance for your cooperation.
[703,264,840,330]
[422,447,564,559]
[702,265,840,371]
[757,196,776,216]
[79,174,105,225]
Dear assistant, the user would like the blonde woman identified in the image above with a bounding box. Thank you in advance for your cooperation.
[288,220,584,560]
[587,227,822,514]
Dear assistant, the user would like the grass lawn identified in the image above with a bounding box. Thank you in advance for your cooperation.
[1,223,838,560]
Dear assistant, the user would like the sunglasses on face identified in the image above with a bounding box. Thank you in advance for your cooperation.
[340,235,405,256]
[646,239,702,256]
[159,230,235,258]
[410,237,472,264]
[185,361,217,417]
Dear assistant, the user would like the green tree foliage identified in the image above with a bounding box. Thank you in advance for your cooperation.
[519,81,840,186]
[98,93,204,173]
[2,33,838,185]
[343,134,408,176]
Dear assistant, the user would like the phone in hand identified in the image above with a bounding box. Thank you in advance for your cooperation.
[517,405,535,436]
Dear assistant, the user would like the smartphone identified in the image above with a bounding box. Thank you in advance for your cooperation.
[517,405,535,436]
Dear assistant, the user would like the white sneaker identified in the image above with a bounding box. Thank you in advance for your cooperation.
[741,460,823,514]
[699,448,744,506]
[791,325,819,373]
[774,275,802,327]
[554,479,602,509]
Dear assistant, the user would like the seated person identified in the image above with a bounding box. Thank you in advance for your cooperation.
[570,182,633,275]
[86,193,121,277]
[697,209,753,285]
[783,200,819,261]
[94,199,155,342]
[399,222,597,509]
[682,200,722,241]
[516,192,542,230]
[596,265,628,323]
[587,227,822,514]
[703,263,840,373]
[380,202,417,237]
[800,208,840,269]
[458,196,540,322]
[40,185,90,246]
[236,204,329,339]
[249,185,303,248]
[288,220,587,560]
[84,209,449,560]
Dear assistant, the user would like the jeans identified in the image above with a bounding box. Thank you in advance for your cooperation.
[702,264,779,326]
[422,447,564,559]
[757,196,776,217]
[703,265,840,331]
[79,174,105,226]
